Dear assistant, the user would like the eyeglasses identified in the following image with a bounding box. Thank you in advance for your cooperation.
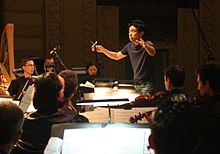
[25,64,35,67]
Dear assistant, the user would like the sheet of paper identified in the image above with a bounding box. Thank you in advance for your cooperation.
[62,127,152,154]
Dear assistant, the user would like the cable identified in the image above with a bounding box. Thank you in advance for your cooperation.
[188,0,215,61]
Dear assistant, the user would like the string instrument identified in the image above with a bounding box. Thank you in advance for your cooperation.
[0,23,15,82]
[130,90,168,108]
[129,91,167,123]
[135,90,168,101]
[129,109,157,123]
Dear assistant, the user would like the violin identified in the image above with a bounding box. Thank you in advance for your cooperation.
[130,90,168,108]
[135,90,168,101]
[129,109,157,123]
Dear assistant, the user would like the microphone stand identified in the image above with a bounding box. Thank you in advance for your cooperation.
[52,50,67,70]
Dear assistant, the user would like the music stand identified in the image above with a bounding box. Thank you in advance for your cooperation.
[50,123,152,154]
[77,98,130,123]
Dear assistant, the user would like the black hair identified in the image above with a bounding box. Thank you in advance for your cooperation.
[128,19,145,33]
[86,62,97,70]
[164,65,185,88]
[59,70,78,99]
[20,58,34,67]
[85,62,98,75]
[33,73,64,113]
[0,101,24,144]
[151,97,200,154]
[196,62,220,92]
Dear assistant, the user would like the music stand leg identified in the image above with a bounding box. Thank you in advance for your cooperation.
[107,105,111,123]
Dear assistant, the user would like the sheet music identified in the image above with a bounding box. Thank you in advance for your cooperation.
[62,128,152,154]
[20,85,35,112]
[80,107,156,123]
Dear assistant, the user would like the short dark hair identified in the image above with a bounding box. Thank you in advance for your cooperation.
[196,62,220,92]
[0,101,24,144]
[128,19,145,33]
[164,65,185,88]
[20,58,34,67]
[45,55,54,60]
[59,70,78,98]
[85,62,97,74]
[151,97,200,154]
[86,62,97,71]
[33,73,64,113]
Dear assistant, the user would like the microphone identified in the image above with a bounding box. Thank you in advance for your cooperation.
[13,68,23,74]
[91,41,98,51]
[50,45,60,54]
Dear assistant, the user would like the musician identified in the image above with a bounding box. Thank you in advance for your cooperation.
[11,73,77,154]
[79,61,99,84]
[162,65,187,101]
[194,62,220,153]
[130,65,187,123]
[44,55,56,73]
[58,69,89,122]
[94,19,156,95]
[132,65,187,107]
[7,58,35,100]
[149,97,201,154]
[0,101,24,154]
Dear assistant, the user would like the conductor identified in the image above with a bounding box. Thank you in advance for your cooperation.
[93,19,156,95]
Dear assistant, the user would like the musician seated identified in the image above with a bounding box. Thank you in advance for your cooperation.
[132,65,187,107]
[79,62,99,84]
[7,58,35,100]
[44,55,56,73]
[149,97,201,154]
[78,62,100,96]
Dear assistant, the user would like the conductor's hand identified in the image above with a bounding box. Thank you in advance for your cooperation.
[94,45,105,53]
[136,38,146,48]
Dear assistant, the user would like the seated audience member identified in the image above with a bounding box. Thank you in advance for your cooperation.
[0,101,24,154]
[44,56,56,73]
[7,58,35,100]
[11,73,79,154]
[149,97,201,154]
[195,62,220,153]
[58,69,89,122]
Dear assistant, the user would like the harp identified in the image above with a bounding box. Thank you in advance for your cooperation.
[0,23,15,83]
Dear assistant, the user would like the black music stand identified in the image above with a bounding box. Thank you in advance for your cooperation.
[77,98,130,123]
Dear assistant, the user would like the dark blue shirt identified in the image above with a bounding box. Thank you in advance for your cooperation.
[121,41,155,83]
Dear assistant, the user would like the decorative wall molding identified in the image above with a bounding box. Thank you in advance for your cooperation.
[177,8,199,95]
[199,0,215,62]
[45,0,63,57]
[81,0,97,63]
